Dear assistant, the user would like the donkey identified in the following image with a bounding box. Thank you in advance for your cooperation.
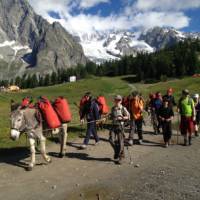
[10,103,51,171]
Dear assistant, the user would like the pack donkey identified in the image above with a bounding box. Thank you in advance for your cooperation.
[10,101,68,170]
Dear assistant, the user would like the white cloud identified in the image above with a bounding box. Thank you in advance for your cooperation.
[28,0,193,36]
[132,11,190,29]
[79,0,110,9]
[135,0,200,11]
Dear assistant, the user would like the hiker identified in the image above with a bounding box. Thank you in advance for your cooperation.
[122,95,132,112]
[153,92,163,134]
[158,99,174,147]
[21,96,34,109]
[146,93,156,113]
[109,95,130,164]
[146,93,158,134]
[128,91,144,145]
[163,88,176,108]
[178,89,195,146]
[192,94,200,137]
[80,92,100,149]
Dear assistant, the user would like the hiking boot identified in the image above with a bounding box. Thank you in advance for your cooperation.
[114,153,119,160]
[116,157,123,165]
[138,139,143,145]
[184,138,187,146]
[58,153,65,158]
[195,131,199,137]
[95,141,100,146]
[189,137,192,146]
[128,139,133,146]
[80,144,87,149]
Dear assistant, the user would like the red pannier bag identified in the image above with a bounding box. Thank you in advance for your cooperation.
[53,97,72,123]
[38,97,61,129]
[97,96,109,115]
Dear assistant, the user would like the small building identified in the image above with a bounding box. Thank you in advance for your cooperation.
[69,76,77,83]
[8,85,20,92]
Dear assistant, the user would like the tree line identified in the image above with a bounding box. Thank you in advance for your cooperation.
[1,38,200,89]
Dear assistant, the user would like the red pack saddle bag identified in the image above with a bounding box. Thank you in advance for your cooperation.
[38,97,61,129]
[54,97,72,123]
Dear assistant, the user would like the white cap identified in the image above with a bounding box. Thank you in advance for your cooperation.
[193,94,199,99]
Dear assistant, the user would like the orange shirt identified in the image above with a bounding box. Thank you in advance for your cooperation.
[131,99,144,120]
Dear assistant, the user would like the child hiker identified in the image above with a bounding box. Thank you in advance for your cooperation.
[158,99,174,147]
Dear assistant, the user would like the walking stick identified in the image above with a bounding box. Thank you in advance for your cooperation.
[177,113,180,145]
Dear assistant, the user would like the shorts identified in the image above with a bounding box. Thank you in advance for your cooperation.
[180,116,194,135]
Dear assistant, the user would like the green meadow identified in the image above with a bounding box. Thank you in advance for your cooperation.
[0,76,199,148]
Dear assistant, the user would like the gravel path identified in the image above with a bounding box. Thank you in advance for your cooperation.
[0,125,200,200]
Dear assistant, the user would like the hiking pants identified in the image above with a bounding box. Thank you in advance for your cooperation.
[109,125,125,159]
[84,121,99,145]
[129,119,143,140]
[156,112,162,131]
[161,121,172,143]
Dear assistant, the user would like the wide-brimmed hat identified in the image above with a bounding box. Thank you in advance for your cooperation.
[182,89,189,95]
[114,95,122,101]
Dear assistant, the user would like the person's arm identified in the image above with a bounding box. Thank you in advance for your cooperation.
[166,109,174,122]
[80,104,87,120]
[191,100,196,121]
[158,108,165,121]
[138,99,144,111]
[122,107,130,120]
[172,96,176,106]
[93,102,100,120]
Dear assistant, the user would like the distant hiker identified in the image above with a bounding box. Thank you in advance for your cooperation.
[178,89,195,146]
[153,92,163,134]
[21,96,34,109]
[192,94,200,137]
[109,95,130,164]
[146,93,156,113]
[158,99,174,147]
[122,95,132,112]
[79,93,88,117]
[80,92,100,149]
[146,93,158,134]
[163,88,176,108]
[128,91,144,145]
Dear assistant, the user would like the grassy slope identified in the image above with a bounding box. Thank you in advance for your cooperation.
[0,76,200,148]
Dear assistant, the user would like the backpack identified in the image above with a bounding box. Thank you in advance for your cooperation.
[97,96,109,115]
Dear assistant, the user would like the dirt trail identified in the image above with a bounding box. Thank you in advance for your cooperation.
[0,125,200,200]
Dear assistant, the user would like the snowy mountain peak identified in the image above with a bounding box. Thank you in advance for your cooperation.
[79,30,154,63]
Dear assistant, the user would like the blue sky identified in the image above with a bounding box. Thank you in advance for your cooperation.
[29,0,200,35]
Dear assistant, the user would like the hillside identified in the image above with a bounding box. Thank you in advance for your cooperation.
[0,0,86,80]
[1,76,200,148]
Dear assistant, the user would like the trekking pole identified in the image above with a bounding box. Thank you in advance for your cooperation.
[177,113,180,145]
[126,145,133,165]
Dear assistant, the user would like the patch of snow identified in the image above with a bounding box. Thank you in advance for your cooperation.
[81,39,117,62]
[0,54,3,59]
[130,40,154,53]
[0,40,15,47]
[0,40,32,56]
[175,30,186,39]
[12,45,32,56]
[105,34,122,55]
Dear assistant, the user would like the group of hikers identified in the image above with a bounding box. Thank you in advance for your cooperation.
[12,87,200,166]
[77,88,200,164]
